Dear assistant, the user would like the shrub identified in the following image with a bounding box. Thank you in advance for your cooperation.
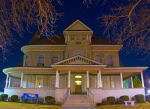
[10,95,18,102]
[120,95,129,101]
[135,94,145,103]
[45,96,55,104]
[107,96,115,104]
[115,98,123,104]
[101,99,109,105]
[0,94,8,101]
[146,95,150,102]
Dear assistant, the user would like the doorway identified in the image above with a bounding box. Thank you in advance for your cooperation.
[74,75,82,94]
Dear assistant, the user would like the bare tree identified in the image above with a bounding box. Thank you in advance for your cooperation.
[0,0,61,57]
[102,0,150,54]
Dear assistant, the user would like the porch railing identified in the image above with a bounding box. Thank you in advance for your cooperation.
[87,89,95,105]
[62,88,70,104]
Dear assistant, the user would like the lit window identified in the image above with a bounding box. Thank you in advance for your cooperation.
[52,55,59,63]
[107,76,115,88]
[75,81,82,85]
[106,55,113,66]
[75,75,82,78]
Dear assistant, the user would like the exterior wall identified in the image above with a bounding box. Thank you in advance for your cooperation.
[90,88,145,103]
[4,88,55,98]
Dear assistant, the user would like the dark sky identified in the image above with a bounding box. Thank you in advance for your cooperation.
[0,0,150,92]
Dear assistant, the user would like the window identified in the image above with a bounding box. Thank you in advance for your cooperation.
[75,51,81,55]
[52,55,59,63]
[106,55,113,66]
[95,54,102,63]
[82,37,86,40]
[75,41,81,44]
[25,55,29,66]
[71,37,74,40]
[37,55,44,66]
[107,76,115,88]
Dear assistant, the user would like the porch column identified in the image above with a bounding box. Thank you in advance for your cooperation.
[97,70,102,88]
[68,71,71,88]
[141,72,145,88]
[5,73,9,88]
[87,71,89,88]
[20,72,24,88]
[131,76,133,88]
[120,72,123,88]
[8,77,11,88]
[55,70,59,88]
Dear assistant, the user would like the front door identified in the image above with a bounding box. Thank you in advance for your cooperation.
[74,75,82,94]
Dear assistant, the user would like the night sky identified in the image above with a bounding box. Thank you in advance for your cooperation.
[0,0,150,92]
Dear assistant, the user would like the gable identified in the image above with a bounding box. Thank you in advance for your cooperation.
[53,55,102,65]
[64,20,92,31]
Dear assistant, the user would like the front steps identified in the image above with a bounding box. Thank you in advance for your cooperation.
[63,95,91,106]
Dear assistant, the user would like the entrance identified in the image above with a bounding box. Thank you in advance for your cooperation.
[74,75,82,94]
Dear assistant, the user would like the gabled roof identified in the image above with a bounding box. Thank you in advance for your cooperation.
[53,55,102,65]
[64,20,92,31]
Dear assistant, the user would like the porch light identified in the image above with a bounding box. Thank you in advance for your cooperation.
[38,85,42,88]
[75,81,82,85]
[148,89,150,94]
[75,75,82,78]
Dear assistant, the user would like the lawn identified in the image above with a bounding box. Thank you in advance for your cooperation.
[0,102,61,109]
[96,103,150,109]
[1,102,150,109]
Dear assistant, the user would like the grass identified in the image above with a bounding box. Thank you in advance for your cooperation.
[96,103,150,109]
[0,102,61,109]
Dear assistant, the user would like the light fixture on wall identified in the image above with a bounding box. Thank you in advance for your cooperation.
[75,80,82,85]
[75,75,82,78]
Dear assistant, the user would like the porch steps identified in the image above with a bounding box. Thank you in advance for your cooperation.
[62,106,96,109]
[63,95,91,106]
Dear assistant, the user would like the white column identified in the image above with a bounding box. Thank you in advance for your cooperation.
[55,70,59,88]
[97,70,102,88]
[87,71,89,88]
[131,76,133,88]
[5,73,9,88]
[68,71,71,88]
[8,77,11,88]
[20,72,24,88]
[120,72,123,88]
[141,72,145,88]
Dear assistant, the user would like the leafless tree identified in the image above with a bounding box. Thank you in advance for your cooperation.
[102,0,150,54]
[0,0,62,58]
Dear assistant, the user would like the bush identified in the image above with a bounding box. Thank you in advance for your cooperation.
[101,99,109,105]
[10,95,18,102]
[45,96,55,104]
[107,96,116,104]
[115,98,123,104]
[120,95,129,101]
[0,94,8,101]
[135,94,145,103]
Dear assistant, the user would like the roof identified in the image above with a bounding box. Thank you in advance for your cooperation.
[28,32,117,45]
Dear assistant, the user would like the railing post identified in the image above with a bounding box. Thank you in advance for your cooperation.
[141,72,145,88]
[120,72,123,88]
[20,72,24,88]
[131,76,134,88]
[5,73,9,88]
[55,70,59,88]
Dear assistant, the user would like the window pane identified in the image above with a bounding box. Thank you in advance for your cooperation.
[106,55,113,66]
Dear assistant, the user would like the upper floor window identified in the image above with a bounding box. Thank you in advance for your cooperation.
[37,55,44,66]
[106,55,113,66]
[25,55,29,66]
[95,54,102,63]
[75,51,81,55]
[52,55,59,63]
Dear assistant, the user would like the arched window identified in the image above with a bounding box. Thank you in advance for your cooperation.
[95,54,102,63]
[25,55,29,66]
[52,55,59,63]
[37,55,44,66]
[106,55,113,66]
[75,51,81,55]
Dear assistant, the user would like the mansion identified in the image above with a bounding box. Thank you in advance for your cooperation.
[3,20,147,105]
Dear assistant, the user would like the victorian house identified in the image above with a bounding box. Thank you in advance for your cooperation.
[3,20,147,105]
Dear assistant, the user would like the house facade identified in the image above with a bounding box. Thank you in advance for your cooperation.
[3,20,147,105]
